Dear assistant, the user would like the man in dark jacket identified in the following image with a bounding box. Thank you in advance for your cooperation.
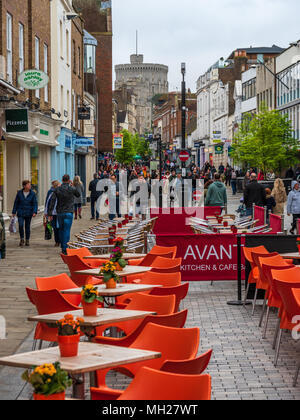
[48,174,80,255]
[89,173,100,220]
[244,173,267,216]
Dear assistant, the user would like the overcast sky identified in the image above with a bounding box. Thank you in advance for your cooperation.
[112,0,300,91]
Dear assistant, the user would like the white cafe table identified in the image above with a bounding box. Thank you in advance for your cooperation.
[0,342,161,400]
[74,266,152,281]
[280,252,300,260]
[83,253,146,261]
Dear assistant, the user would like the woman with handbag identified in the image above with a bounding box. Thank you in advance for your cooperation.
[44,180,61,247]
[12,180,38,247]
[73,176,84,220]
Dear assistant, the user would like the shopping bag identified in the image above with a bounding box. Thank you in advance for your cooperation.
[44,222,53,241]
[9,216,17,234]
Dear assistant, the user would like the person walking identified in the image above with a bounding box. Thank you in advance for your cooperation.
[205,173,227,211]
[89,173,100,221]
[44,180,61,247]
[108,174,123,221]
[48,174,80,255]
[287,181,300,235]
[271,178,287,216]
[231,169,237,196]
[12,181,38,247]
[243,173,267,217]
[73,176,84,220]
[265,188,276,222]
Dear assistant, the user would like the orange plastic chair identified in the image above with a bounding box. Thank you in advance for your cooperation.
[272,272,300,367]
[67,247,108,268]
[118,272,182,305]
[26,288,80,349]
[35,273,81,307]
[243,246,268,305]
[259,256,295,338]
[161,349,213,375]
[151,245,177,258]
[61,254,103,287]
[150,257,182,273]
[250,252,278,315]
[95,322,200,390]
[91,368,211,401]
[95,293,176,338]
[94,310,188,347]
[149,283,189,313]
[128,251,175,267]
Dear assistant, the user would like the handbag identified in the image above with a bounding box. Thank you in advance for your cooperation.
[44,222,53,241]
[9,216,17,234]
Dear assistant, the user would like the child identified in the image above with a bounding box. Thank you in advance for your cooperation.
[236,198,247,218]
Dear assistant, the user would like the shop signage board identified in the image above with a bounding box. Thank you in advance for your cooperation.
[5,109,28,133]
[113,134,124,149]
[74,137,94,147]
[78,107,91,120]
[215,145,224,155]
[18,69,49,90]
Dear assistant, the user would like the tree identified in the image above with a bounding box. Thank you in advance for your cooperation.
[132,134,152,160]
[231,104,299,173]
[114,130,136,165]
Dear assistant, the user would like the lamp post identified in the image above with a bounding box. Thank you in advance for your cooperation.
[181,63,186,206]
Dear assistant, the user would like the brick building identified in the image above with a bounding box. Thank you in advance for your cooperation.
[73,0,113,154]
[0,0,62,221]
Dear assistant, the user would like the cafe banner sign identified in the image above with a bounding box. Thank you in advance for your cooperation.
[18,69,49,90]
[113,133,124,149]
[5,109,29,133]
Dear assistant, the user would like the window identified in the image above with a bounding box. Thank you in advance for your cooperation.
[61,85,64,118]
[72,92,76,128]
[60,21,63,58]
[6,13,12,83]
[35,36,40,98]
[77,95,81,130]
[73,40,76,73]
[242,78,256,101]
[19,23,24,75]
[78,47,81,77]
[44,44,48,102]
[66,30,69,64]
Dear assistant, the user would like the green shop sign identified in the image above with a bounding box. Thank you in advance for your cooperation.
[215,145,224,155]
[5,109,29,133]
[18,69,49,90]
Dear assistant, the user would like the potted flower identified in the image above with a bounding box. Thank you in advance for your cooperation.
[100,261,120,289]
[111,237,127,271]
[56,314,84,358]
[22,362,72,400]
[81,285,103,317]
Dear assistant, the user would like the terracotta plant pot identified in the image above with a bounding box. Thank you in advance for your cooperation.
[129,216,133,221]
[106,278,117,289]
[118,223,122,228]
[82,300,98,317]
[34,392,66,401]
[57,334,80,358]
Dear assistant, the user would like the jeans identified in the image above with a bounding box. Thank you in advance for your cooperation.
[292,214,300,232]
[91,197,100,220]
[51,216,60,245]
[18,216,32,240]
[231,180,237,195]
[57,213,73,253]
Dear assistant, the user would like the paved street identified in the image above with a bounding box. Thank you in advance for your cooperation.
[0,194,299,400]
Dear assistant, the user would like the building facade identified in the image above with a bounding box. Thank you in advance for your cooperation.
[115,54,169,136]
[0,0,62,222]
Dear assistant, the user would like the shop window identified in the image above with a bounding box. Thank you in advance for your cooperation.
[0,143,4,212]
[30,146,39,204]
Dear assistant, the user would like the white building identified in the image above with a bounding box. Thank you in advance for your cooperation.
[241,67,257,116]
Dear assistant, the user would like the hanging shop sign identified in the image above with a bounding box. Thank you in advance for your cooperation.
[113,133,124,149]
[78,107,91,120]
[215,145,224,155]
[5,109,29,133]
[213,131,222,143]
[18,69,49,90]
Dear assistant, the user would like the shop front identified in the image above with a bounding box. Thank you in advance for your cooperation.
[1,107,61,222]
[51,127,76,185]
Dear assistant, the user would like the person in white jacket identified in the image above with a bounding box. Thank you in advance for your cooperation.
[287,181,300,234]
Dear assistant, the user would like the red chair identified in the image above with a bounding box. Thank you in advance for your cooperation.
[149,283,189,313]
[161,349,213,375]
[67,247,108,268]
[128,251,175,267]
[272,268,300,366]
[91,368,211,401]
[61,254,103,287]
[94,322,200,392]
[26,288,80,349]
[35,273,81,307]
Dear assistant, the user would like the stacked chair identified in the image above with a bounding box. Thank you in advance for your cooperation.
[26,239,213,400]
[243,245,300,387]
